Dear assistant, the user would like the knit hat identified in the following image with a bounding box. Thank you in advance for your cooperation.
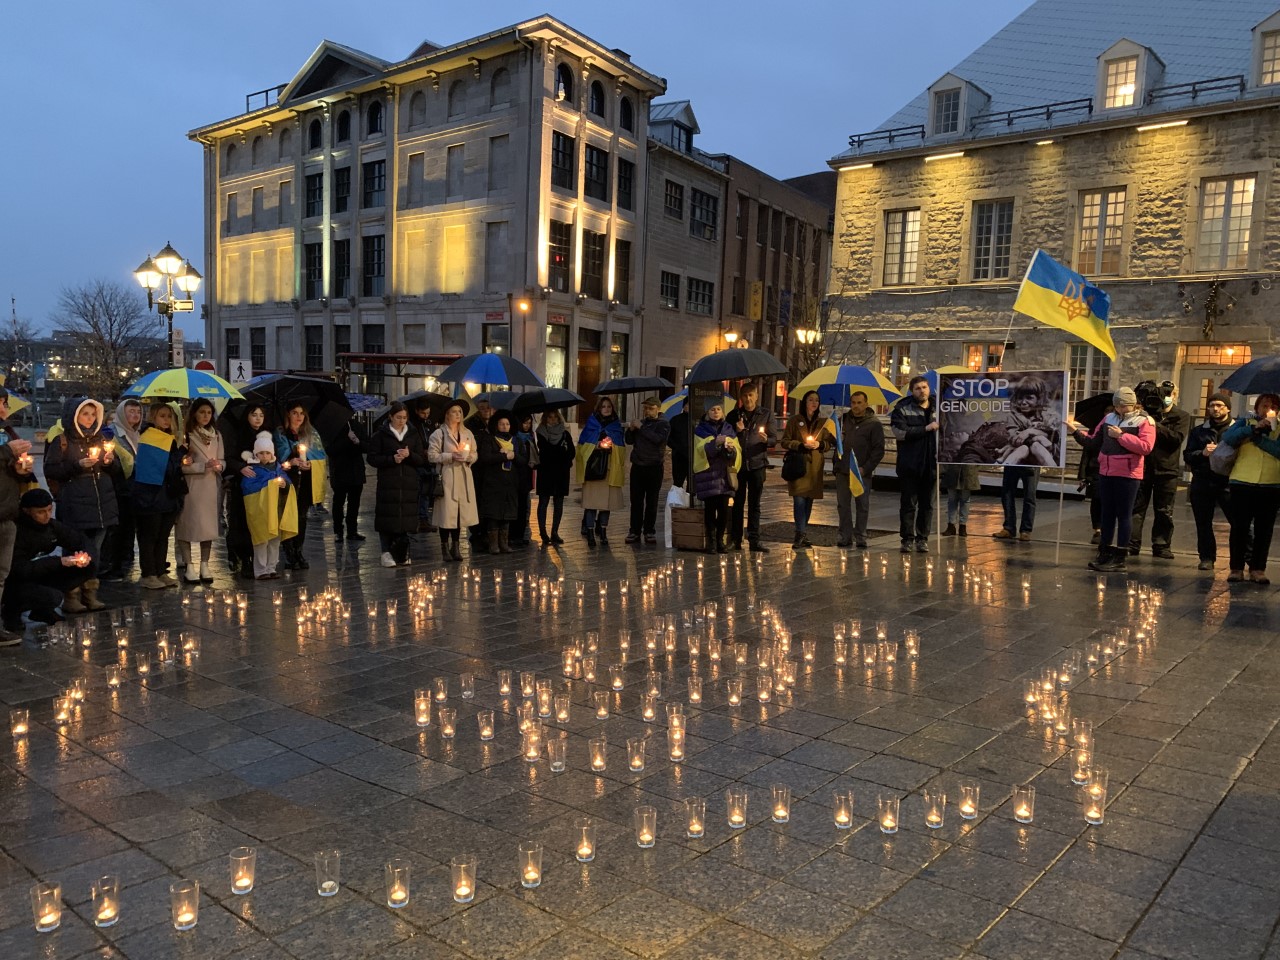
[19,488,53,509]
[1113,387,1138,406]
[641,396,661,407]
[253,431,275,455]
[1207,391,1231,408]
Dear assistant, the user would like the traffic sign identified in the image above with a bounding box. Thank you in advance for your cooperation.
[229,359,254,383]
[194,359,217,373]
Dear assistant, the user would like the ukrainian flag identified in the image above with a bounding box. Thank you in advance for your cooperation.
[243,466,298,545]
[134,427,175,486]
[823,418,865,498]
[1013,250,1115,360]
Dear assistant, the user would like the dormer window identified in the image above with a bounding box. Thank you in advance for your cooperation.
[1103,56,1138,108]
[1262,31,1280,84]
[933,89,961,135]
[1095,40,1162,111]
[925,74,988,139]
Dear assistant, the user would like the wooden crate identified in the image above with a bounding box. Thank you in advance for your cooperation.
[671,506,707,552]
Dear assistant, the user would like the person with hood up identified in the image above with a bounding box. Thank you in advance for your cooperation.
[1184,392,1236,572]
[476,409,524,554]
[2,489,95,630]
[511,412,538,546]
[43,396,121,611]
[0,387,36,644]
[575,396,626,546]
[241,431,297,578]
[174,399,225,584]
[327,412,368,543]
[693,402,741,553]
[131,403,187,589]
[366,402,425,567]
[781,390,831,549]
[534,410,574,544]
[99,398,142,581]
[427,399,478,561]
[1128,379,1191,559]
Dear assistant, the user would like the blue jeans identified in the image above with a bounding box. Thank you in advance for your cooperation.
[792,497,814,536]
[583,509,610,531]
[947,489,971,525]
[1001,467,1038,533]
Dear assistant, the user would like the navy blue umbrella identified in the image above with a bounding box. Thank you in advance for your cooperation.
[437,353,544,388]
[1221,356,1280,395]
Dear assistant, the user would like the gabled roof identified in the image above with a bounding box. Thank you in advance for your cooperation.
[280,41,393,105]
[835,0,1280,159]
[650,99,700,133]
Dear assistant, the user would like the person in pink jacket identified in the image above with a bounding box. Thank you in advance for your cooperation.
[1068,386,1156,573]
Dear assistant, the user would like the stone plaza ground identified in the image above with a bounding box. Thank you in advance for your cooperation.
[0,487,1277,960]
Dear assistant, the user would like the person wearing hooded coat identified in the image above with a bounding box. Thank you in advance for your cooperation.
[693,403,742,553]
[43,397,121,611]
[428,400,478,561]
[99,398,142,580]
[366,401,425,567]
[476,409,524,554]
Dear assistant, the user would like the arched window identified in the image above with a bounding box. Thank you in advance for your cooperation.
[555,63,573,103]
[307,119,323,151]
[278,127,293,160]
[589,80,606,118]
[447,81,465,119]
[367,101,384,136]
[619,96,635,133]
[250,135,263,166]
[490,68,511,107]
[225,142,237,173]
[408,90,427,128]
[335,110,351,143]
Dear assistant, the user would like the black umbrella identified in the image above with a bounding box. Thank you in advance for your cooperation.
[1221,356,1280,395]
[1072,392,1114,432]
[238,374,354,443]
[685,348,787,385]
[395,390,466,421]
[474,391,520,411]
[594,375,673,395]
[510,388,584,415]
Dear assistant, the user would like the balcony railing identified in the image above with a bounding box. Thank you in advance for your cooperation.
[1146,75,1245,104]
[847,124,925,152]
[245,84,287,114]
[969,97,1093,131]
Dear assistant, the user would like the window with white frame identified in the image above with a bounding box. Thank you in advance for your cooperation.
[883,209,920,286]
[1077,187,1126,276]
[933,89,961,135]
[971,199,1014,280]
[1262,31,1280,85]
[1068,344,1112,402]
[964,343,1004,373]
[876,342,915,390]
[1197,175,1256,271]
[1104,56,1138,108]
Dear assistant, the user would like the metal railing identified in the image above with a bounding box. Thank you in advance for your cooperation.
[847,124,926,151]
[969,97,1093,132]
[1146,75,1246,104]
[245,84,287,114]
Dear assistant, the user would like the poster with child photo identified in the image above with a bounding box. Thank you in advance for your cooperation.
[937,370,1068,468]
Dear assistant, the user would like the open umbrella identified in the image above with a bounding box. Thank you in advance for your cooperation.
[660,389,735,420]
[594,375,673,395]
[1072,392,1114,432]
[238,374,353,443]
[510,388,584,415]
[1221,355,1280,395]
[474,391,520,412]
[793,365,902,408]
[437,353,544,388]
[686,348,787,385]
[123,368,243,401]
[396,390,469,420]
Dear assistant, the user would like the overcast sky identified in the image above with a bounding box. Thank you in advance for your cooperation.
[0,0,1031,348]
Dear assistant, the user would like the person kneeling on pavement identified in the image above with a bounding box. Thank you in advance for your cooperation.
[3,489,95,632]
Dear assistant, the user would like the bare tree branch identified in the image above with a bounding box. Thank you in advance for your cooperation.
[55,279,162,398]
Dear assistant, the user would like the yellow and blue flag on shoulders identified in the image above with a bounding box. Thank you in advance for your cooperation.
[243,465,298,545]
[823,418,865,498]
[134,427,175,486]
[1013,250,1115,360]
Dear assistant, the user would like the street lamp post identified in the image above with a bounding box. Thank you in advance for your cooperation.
[134,242,202,368]
[794,326,822,375]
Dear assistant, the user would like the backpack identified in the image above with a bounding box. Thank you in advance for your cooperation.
[1208,441,1238,477]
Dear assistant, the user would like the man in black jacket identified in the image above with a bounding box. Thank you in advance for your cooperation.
[836,391,885,549]
[328,414,368,542]
[3,489,94,632]
[729,383,774,552]
[625,398,670,545]
[0,388,35,645]
[1184,391,1235,571]
[890,376,939,553]
[1129,380,1191,559]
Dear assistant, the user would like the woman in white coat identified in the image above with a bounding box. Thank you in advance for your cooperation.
[428,399,478,562]
[175,398,225,583]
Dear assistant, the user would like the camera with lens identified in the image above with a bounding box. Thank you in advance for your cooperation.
[1134,379,1173,417]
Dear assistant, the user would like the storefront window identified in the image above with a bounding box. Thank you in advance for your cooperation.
[610,332,629,380]
[545,324,568,389]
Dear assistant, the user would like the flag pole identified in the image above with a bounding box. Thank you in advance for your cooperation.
[1055,465,1065,567]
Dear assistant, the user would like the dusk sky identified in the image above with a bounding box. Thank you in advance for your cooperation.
[1,0,1031,350]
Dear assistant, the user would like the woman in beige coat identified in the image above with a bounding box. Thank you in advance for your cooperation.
[428,399,478,561]
[781,390,831,548]
[175,399,225,583]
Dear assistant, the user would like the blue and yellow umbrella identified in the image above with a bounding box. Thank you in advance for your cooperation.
[660,389,736,420]
[123,368,243,401]
[792,365,902,408]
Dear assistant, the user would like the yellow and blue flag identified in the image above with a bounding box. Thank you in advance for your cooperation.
[243,465,298,545]
[134,427,174,485]
[1013,250,1115,360]
[823,418,865,498]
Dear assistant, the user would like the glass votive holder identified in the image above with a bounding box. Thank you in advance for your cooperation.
[536,686,553,719]
[574,817,596,862]
[771,783,791,823]
[451,855,475,903]
[904,632,920,661]
[726,677,743,706]
[627,737,646,772]
[878,640,898,664]
[832,788,854,828]
[589,736,608,772]
[726,786,748,829]
[757,670,773,703]
[10,707,29,738]
[385,599,397,617]
[1012,785,1036,823]
[230,846,256,894]
[476,709,495,741]
[91,874,120,927]
[497,670,513,697]
[135,653,152,678]
[520,671,536,698]
[52,696,71,726]
[315,850,340,897]
[1071,747,1092,785]
[640,693,657,723]
[801,638,816,664]
[1071,718,1094,750]
[522,726,543,763]
[31,881,62,933]
[706,637,721,662]
[833,639,848,666]
[606,664,624,691]
[593,691,610,720]
[734,642,749,665]
[646,671,663,698]
[414,689,432,728]
[438,707,457,740]
[861,643,877,667]
[958,781,980,820]
[667,727,685,762]
[685,797,706,838]
[687,676,703,704]
[878,795,900,834]
[170,879,199,930]
[1085,765,1109,811]
[459,673,475,699]
[517,702,536,733]
[581,655,597,682]
[182,633,200,657]
[114,627,129,648]
[385,859,410,908]
[924,789,946,829]
[1083,782,1107,825]
[618,629,631,653]
[519,840,543,888]
[546,734,567,772]
[433,677,449,702]
[635,805,657,848]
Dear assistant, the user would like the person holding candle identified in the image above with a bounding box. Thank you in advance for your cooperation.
[1221,392,1280,584]
[367,402,426,567]
[130,404,187,590]
[836,390,885,549]
[428,399,478,561]
[3,488,96,629]
[693,402,742,554]
[781,390,831,548]
[534,409,574,545]
[476,410,524,555]
[890,375,939,554]
[729,382,775,553]
[409,401,439,534]
[42,397,120,611]
[327,412,368,544]
[99,398,142,581]
[241,433,296,579]
[0,389,36,643]
[463,398,493,550]
[624,397,670,545]
[274,405,326,570]
[1184,392,1236,572]
[221,404,272,579]
[175,400,225,584]
[510,412,539,546]
[576,396,626,546]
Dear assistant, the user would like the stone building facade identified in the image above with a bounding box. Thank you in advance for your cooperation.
[826,0,1280,417]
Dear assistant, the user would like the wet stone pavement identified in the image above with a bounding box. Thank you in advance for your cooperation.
[1,494,1279,960]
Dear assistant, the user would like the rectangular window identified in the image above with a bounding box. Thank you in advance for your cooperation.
[581,230,605,300]
[614,239,631,304]
[225,327,240,363]
[545,324,567,389]
[362,324,385,395]
[333,167,350,213]
[548,220,572,293]
[883,209,920,285]
[616,158,634,211]
[971,199,1014,280]
[303,242,324,300]
[933,88,961,135]
[488,135,510,193]
[250,327,266,371]
[690,188,718,241]
[876,342,915,390]
[278,181,292,226]
[333,325,351,364]
[610,332,629,379]
[1263,31,1280,85]
[304,173,323,218]
[251,186,265,231]
[484,221,509,292]
[660,270,680,309]
[1077,187,1126,276]
[756,202,770,245]
[664,180,684,219]
[483,323,510,355]
[304,325,324,372]
[963,342,1004,373]
[332,239,350,298]
[551,132,575,190]
[731,276,745,315]
[446,144,464,199]
[361,235,385,297]
[584,145,609,202]
[361,160,385,208]
[686,277,714,315]
[1104,56,1138,108]
[1068,344,1112,402]
[1197,175,1256,271]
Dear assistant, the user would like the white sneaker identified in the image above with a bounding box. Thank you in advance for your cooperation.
[380,552,397,568]
[199,562,212,581]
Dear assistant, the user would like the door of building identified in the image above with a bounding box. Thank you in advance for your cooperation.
[576,328,602,423]
[1178,344,1251,418]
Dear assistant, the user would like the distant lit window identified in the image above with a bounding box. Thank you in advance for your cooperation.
[1263,32,1280,85]
[1077,187,1126,276]
[660,271,680,309]
[883,209,920,285]
[1104,56,1138,108]
[972,199,1014,280]
[1197,176,1256,271]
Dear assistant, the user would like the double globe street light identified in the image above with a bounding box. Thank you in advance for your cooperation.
[134,242,202,367]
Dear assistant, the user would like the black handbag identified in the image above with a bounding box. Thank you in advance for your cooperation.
[781,447,807,481]
[583,446,610,482]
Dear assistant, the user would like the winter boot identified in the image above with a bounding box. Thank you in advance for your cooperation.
[942,524,957,536]
[596,524,609,544]
[1087,547,1111,571]
[81,579,106,611]
[450,530,463,561]
[498,529,513,554]
[488,529,501,554]
[441,529,453,561]
[62,588,87,614]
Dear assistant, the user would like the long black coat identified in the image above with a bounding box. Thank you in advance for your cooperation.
[327,420,369,488]
[365,426,425,535]
[476,431,524,521]
[535,429,574,497]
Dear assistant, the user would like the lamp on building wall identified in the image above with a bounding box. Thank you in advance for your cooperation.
[134,242,201,367]
[723,330,739,347]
